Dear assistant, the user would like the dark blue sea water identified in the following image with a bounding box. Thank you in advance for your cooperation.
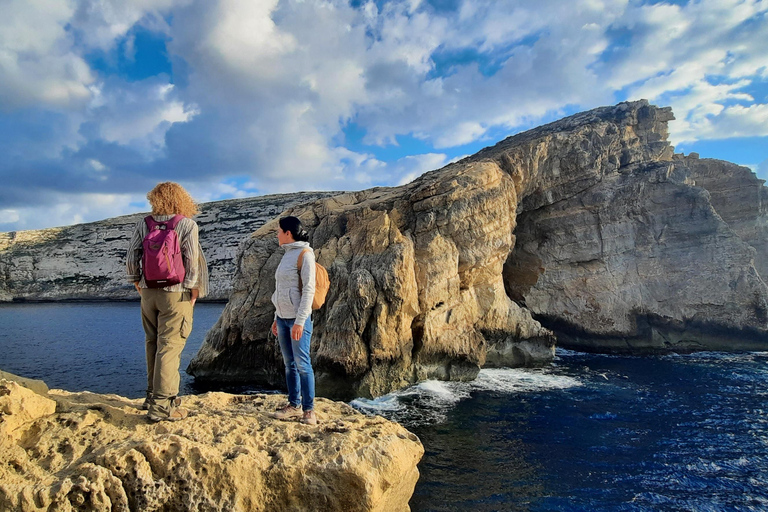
[0,302,226,398]
[2,303,768,511]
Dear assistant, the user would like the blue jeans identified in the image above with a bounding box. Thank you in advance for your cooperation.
[275,316,315,411]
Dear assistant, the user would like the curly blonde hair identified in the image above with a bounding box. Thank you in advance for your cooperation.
[147,182,199,217]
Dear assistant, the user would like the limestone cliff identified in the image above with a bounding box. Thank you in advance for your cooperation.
[0,193,336,302]
[680,154,768,281]
[490,106,768,352]
[189,100,768,396]
[0,378,423,512]
[188,161,556,399]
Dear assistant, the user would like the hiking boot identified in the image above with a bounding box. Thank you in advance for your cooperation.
[271,404,302,420]
[147,397,187,422]
[147,407,188,422]
[141,391,153,410]
[300,410,318,425]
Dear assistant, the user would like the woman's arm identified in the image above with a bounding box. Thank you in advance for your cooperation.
[294,249,316,328]
[126,220,144,285]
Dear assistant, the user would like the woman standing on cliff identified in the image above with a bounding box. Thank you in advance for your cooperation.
[270,216,318,425]
[126,182,209,422]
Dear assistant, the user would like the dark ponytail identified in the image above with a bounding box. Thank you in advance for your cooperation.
[279,216,309,242]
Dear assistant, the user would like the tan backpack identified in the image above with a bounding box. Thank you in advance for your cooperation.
[297,248,330,310]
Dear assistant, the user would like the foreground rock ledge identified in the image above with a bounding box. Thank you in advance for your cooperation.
[0,380,423,512]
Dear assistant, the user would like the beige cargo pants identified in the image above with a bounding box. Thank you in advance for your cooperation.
[140,289,193,418]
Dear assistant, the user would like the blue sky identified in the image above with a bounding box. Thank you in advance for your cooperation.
[1,0,767,231]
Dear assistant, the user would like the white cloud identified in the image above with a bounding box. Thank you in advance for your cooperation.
[88,79,198,157]
[0,192,144,232]
[206,0,297,73]
[0,209,20,224]
[357,0,620,147]
[0,0,93,110]
[606,0,768,143]
[392,153,450,185]
[187,179,261,203]
[68,0,178,51]
[1,0,768,232]
[672,102,768,144]
[433,121,486,148]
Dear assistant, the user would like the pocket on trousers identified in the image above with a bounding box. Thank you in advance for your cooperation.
[180,316,193,339]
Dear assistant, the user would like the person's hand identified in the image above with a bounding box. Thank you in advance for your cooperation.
[291,324,304,341]
[190,288,199,306]
[271,320,278,337]
[134,282,141,294]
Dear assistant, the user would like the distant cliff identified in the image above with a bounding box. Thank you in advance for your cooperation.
[188,100,768,398]
[0,193,337,302]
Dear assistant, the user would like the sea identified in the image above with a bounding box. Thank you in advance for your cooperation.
[2,302,768,511]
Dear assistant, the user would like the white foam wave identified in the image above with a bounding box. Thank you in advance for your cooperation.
[469,368,582,393]
[555,347,588,358]
[350,367,582,426]
[415,379,471,403]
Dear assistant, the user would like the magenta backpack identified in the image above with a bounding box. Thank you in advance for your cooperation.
[142,215,186,288]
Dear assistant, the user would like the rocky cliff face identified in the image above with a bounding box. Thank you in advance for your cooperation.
[0,378,423,512]
[0,193,336,302]
[189,100,768,397]
[680,154,768,281]
[188,161,556,399]
[489,107,768,353]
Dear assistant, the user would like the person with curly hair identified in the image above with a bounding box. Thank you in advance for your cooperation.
[126,182,209,422]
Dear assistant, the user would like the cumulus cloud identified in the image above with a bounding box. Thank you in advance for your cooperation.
[391,153,451,185]
[67,0,178,51]
[0,191,144,232]
[1,0,768,231]
[672,101,768,144]
[357,0,619,146]
[0,0,93,110]
[606,0,768,143]
[87,78,198,157]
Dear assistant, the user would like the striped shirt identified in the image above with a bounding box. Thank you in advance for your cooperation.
[126,214,209,297]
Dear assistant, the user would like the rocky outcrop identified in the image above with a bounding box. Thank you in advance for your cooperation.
[190,100,768,395]
[0,378,423,512]
[0,370,49,396]
[491,108,768,353]
[189,161,556,399]
[0,193,336,302]
[680,153,768,280]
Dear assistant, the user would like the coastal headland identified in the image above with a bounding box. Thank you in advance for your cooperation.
[189,100,768,397]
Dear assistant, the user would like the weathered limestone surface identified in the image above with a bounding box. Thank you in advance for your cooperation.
[0,370,49,396]
[0,193,336,302]
[680,154,768,280]
[0,379,423,512]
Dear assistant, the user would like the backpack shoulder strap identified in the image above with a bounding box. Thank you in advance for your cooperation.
[145,215,185,231]
[297,248,312,288]
[144,216,159,231]
[297,248,311,271]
